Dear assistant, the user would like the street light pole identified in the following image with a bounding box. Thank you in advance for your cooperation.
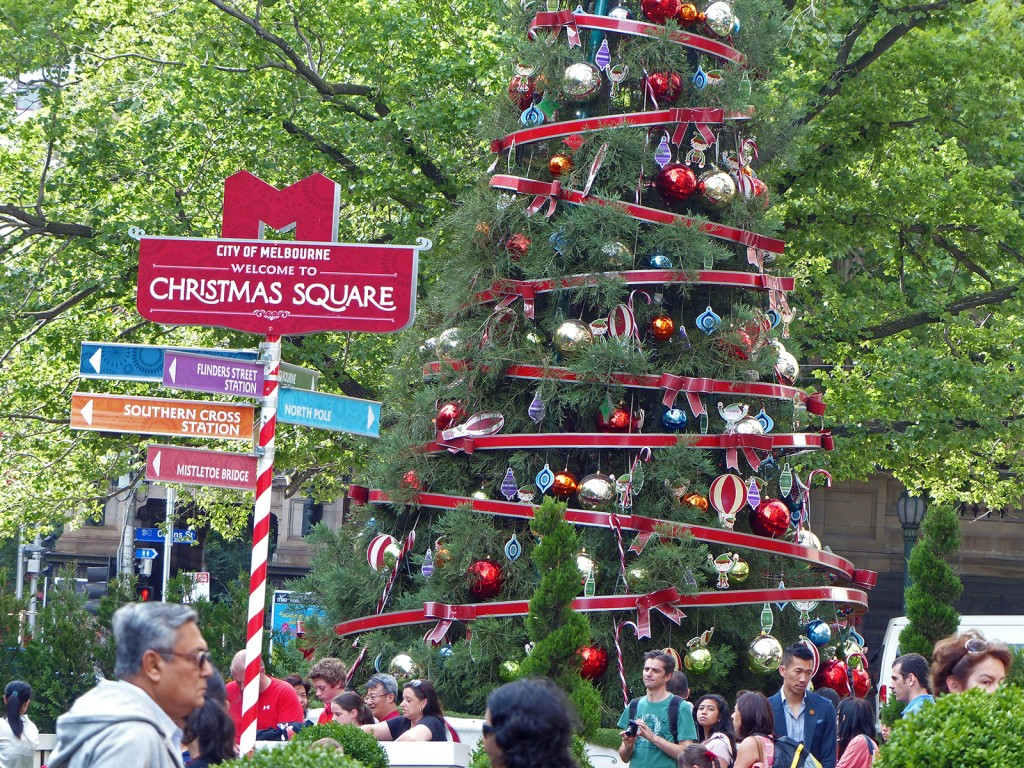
[895,490,927,612]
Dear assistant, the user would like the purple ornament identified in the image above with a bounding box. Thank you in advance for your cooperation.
[595,39,612,71]
[501,468,518,500]
[422,548,435,578]
[655,135,672,168]
[528,391,546,424]
[747,477,761,509]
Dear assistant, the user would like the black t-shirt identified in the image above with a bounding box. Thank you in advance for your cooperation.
[386,715,448,742]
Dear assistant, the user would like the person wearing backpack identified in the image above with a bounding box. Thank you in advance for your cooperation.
[618,650,698,768]
[769,644,837,768]
[731,691,775,768]
[835,699,877,768]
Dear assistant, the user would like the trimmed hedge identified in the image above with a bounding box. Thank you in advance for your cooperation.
[225,741,365,768]
[876,687,1024,767]
[291,722,388,768]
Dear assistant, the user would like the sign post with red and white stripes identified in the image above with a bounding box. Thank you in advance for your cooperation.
[128,171,427,755]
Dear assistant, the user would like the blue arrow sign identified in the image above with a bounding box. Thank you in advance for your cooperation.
[278,387,381,437]
[134,527,197,544]
[135,548,159,560]
[80,341,320,389]
[81,342,257,382]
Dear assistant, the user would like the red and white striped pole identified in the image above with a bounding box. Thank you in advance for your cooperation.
[240,334,281,755]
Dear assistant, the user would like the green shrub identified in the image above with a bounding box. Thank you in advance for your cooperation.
[225,741,365,768]
[878,696,906,728]
[876,687,1024,767]
[291,722,388,768]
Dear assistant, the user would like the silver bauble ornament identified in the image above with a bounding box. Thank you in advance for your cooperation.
[685,646,713,673]
[795,529,821,548]
[735,415,766,435]
[746,633,783,674]
[389,653,423,677]
[577,473,617,511]
[553,319,594,354]
[562,62,603,103]
[698,170,738,208]
[773,340,800,383]
[704,1,736,36]
[608,4,633,19]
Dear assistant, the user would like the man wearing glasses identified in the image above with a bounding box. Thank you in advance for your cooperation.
[364,674,400,722]
[49,602,212,768]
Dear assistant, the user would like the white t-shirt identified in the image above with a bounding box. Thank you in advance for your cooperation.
[0,715,39,768]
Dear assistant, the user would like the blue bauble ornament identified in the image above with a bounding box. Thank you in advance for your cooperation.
[645,252,673,269]
[661,408,689,431]
[806,619,832,646]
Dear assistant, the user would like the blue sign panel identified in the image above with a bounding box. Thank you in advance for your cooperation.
[134,527,197,544]
[80,342,256,382]
[135,548,159,560]
[278,387,381,437]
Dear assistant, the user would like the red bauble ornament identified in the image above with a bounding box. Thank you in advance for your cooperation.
[814,659,851,697]
[466,558,505,599]
[650,314,675,343]
[550,470,579,500]
[508,76,536,110]
[434,401,466,431]
[851,666,871,698]
[400,470,423,490]
[648,71,683,103]
[655,164,698,202]
[549,154,573,176]
[713,329,753,360]
[577,644,609,680]
[749,498,790,538]
[641,0,682,23]
[596,405,642,433]
[506,233,531,259]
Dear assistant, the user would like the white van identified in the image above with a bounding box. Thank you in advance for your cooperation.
[876,614,1024,724]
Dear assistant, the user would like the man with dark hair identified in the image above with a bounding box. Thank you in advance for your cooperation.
[769,643,837,768]
[364,673,400,721]
[49,603,212,768]
[617,650,696,768]
[891,653,934,716]
[666,671,689,699]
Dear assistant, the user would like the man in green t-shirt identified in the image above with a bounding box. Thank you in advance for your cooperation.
[617,650,697,768]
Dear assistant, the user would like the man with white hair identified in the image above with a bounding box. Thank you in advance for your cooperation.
[49,602,212,768]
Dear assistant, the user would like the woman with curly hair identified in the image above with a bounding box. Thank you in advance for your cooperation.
[482,678,579,768]
[931,630,1013,694]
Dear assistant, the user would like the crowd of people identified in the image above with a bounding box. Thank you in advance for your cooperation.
[1,602,1012,768]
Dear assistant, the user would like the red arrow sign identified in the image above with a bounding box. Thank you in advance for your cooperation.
[146,445,258,490]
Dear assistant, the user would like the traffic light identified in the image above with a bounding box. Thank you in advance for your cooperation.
[136,583,153,602]
[84,565,108,614]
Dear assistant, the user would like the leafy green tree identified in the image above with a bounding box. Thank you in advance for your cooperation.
[898,503,962,657]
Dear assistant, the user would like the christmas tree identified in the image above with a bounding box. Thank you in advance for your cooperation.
[302,0,875,719]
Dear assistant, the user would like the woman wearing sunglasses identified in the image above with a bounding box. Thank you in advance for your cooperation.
[930,631,1013,694]
[362,679,450,741]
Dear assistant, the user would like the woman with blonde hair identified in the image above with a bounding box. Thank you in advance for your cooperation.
[931,630,1012,694]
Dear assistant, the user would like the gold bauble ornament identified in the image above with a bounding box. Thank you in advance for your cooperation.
[549,154,573,176]
[730,558,750,582]
[552,319,594,354]
[577,473,617,511]
[698,170,738,209]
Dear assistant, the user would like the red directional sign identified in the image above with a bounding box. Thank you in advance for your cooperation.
[137,236,429,336]
[146,445,258,490]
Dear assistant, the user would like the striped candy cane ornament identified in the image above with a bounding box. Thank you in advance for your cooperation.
[239,335,281,755]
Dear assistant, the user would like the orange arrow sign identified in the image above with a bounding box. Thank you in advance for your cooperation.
[70,392,254,441]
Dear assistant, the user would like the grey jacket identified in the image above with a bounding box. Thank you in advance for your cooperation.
[48,679,184,768]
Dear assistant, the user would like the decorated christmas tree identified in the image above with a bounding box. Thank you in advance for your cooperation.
[301,0,875,718]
